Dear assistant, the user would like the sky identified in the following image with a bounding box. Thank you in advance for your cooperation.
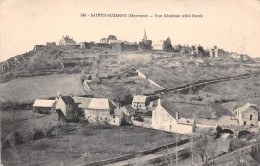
[0,0,260,62]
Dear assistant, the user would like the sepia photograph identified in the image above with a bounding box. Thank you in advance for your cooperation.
[0,0,260,165]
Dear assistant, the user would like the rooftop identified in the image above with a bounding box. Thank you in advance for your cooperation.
[132,95,147,103]
[33,99,55,108]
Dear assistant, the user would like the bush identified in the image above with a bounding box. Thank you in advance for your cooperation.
[33,129,45,140]
[14,131,25,145]
[1,139,11,149]
[229,138,247,151]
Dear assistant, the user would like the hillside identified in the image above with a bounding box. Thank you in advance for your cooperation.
[0,45,259,104]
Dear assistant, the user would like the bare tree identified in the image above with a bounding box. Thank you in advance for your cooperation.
[194,134,210,164]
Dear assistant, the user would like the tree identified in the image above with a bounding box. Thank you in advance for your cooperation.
[112,84,133,107]
[194,134,210,163]
[194,134,217,165]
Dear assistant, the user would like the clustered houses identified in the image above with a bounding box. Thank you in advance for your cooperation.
[35,31,233,58]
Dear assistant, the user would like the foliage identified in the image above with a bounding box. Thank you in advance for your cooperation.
[27,52,62,71]
[193,134,217,164]
[14,131,25,145]
[112,84,133,107]
[229,138,247,152]
[33,128,45,140]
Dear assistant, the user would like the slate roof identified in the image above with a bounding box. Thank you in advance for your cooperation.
[87,98,116,110]
[61,96,76,105]
[33,99,55,108]
[132,95,147,103]
[160,100,179,119]
[177,118,195,125]
[123,105,136,113]
[234,103,258,114]
[113,109,123,116]
[73,97,92,109]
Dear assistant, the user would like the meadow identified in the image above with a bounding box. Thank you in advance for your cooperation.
[0,74,88,103]
[1,124,182,166]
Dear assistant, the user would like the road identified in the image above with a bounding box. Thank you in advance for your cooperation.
[106,142,191,166]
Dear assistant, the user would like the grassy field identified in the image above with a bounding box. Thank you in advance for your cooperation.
[138,58,251,89]
[1,125,182,166]
[0,74,88,103]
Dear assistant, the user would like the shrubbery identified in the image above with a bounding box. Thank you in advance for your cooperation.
[229,138,247,151]
[33,129,45,140]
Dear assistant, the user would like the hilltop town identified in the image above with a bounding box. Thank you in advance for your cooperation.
[1,30,260,166]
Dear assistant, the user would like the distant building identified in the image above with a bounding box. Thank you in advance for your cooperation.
[55,95,78,120]
[100,38,108,44]
[59,36,77,45]
[152,37,172,51]
[152,99,195,134]
[33,99,56,115]
[180,46,192,55]
[80,42,92,49]
[139,29,152,50]
[46,42,56,47]
[111,43,124,52]
[132,95,148,110]
[234,103,259,126]
[152,40,164,51]
[107,35,117,42]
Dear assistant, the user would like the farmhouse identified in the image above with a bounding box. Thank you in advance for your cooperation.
[55,95,78,120]
[74,97,123,126]
[59,35,77,45]
[152,99,195,134]
[33,99,56,115]
[132,95,148,110]
[234,103,259,127]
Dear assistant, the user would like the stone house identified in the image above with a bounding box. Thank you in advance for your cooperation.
[152,40,164,51]
[59,36,77,45]
[132,95,148,110]
[33,99,56,115]
[234,103,259,126]
[55,95,78,120]
[152,99,195,134]
[74,97,123,126]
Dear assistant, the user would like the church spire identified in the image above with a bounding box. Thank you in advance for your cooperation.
[143,29,147,42]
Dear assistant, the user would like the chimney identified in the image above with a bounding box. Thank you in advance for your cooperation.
[176,112,179,120]
[158,99,161,106]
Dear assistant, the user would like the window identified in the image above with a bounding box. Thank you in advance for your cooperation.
[244,121,247,125]
[250,115,253,120]
[113,116,115,119]
[169,125,172,129]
